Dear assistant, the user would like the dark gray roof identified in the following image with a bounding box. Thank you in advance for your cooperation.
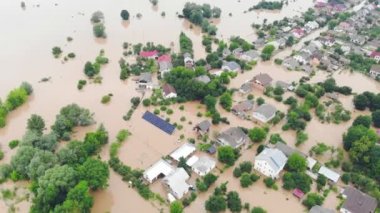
[222,61,241,71]
[217,127,248,148]
[159,61,173,72]
[275,81,290,89]
[195,75,211,84]
[309,205,334,213]
[342,187,378,213]
[232,100,254,113]
[239,82,253,93]
[196,120,211,132]
[275,142,306,158]
[139,72,152,83]
[253,104,277,120]
[253,73,273,86]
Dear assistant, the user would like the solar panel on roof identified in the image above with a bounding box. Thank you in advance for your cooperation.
[142,111,175,135]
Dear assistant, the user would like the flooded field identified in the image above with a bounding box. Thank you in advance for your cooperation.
[0,0,379,212]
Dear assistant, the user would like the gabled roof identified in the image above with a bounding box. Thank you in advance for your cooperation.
[195,120,211,132]
[140,50,158,58]
[163,168,190,199]
[191,156,216,175]
[309,205,334,213]
[253,104,277,120]
[158,54,171,62]
[143,159,174,183]
[139,72,152,83]
[255,148,288,173]
[318,166,340,183]
[142,111,175,135]
[195,75,211,84]
[162,84,177,96]
[232,100,254,113]
[169,143,196,161]
[252,73,273,86]
[222,61,241,71]
[342,187,378,213]
[217,127,248,148]
[275,142,306,158]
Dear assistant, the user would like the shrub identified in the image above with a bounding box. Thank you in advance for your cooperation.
[101,95,112,104]
[52,47,62,58]
[9,140,19,149]
[120,10,130,20]
[142,99,151,107]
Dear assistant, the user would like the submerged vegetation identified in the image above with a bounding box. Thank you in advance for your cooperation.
[181,3,221,35]
[0,82,33,128]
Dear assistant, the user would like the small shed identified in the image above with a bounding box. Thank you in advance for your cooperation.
[293,188,305,199]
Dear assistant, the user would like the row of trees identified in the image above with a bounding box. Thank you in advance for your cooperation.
[251,1,283,10]
[0,82,33,128]
[353,91,380,111]
[91,11,106,38]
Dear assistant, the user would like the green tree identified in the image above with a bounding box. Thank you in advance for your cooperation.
[343,125,377,150]
[93,24,106,38]
[78,158,109,190]
[287,153,307,172]
[248,127,267,143]
[316,175,327,191]
[240,172,253,188]
[353,94,369,110]
[120,10,130,20]
[372,110,380,128]
[54,181,94,213]
[5,87,28,111]
[219,92,232,111]
[302,193,324,209]
[217,146,237,165]
[205,195,227,213]
[27,150,58,180]
[251,207,267,213]
[353,115,372,128]
[31,165,78,212]
[282,172,312,193]
[27,114,45,135]
[227,191,242,212]
[349,136,376,164]
[57,141,88,165]
[260,45,275,61]
[10,146,38,178]
[170,201,184,213]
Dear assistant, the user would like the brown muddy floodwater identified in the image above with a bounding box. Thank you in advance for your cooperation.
[0,0,377,212]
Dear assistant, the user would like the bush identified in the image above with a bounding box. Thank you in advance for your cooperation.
[101,95,111,104]
[240,173,253,188]
[120,10,130,20]
[52,47,62,58]
[8,140,19,149]
[93,23,106,38]
[264,178,275,188]
[142,99,151,107]
[67,53,76,58]
[77,80,87,90]
[302,193,324,209]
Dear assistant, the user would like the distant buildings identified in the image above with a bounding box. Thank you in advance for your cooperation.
[254,148,287,179]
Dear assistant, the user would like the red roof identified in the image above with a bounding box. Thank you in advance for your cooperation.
[293,188,305,199]
[140,50,158,58]
[370,51,380,58]
[158,54,171,62]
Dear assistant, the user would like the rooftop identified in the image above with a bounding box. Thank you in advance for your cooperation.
[170,143,196,162]
[217,127,248,148]
[253,104,277,120]
[143,159,174,183]
[318,166,340,183]
[342,187,378,213]
[163,168,190,199]
[252,73,273,86]
[162,84,177,96]
[255,148,288,172]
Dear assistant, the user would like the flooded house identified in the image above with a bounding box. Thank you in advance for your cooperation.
[232,100,254,119]
[251,73,273,90]
[158,54,173,78]
[222,61,241,73]
[193,120,211,135]
[183,52,194,68]
[309,205,334,213]
[294,52,311,65]
[162,83,177,99]
[195,75,211,84]
[318,166,340,184]
[340,187,378,213]
[350,34,366,46]
[283,57,300,70]
[139,50,159,59]
[369,64,380,79]
[252,104,277,123]
[162,168,191,200]
[186,156,216,176]
[254,148,288,179]
[216,127,249,149]
[369,51,380,63]
[275,81,294,91]
[239,82,253,94]
[240,50,259,62]
[169,143,196,162]
[137,72,153,89]
[143,159,174,183]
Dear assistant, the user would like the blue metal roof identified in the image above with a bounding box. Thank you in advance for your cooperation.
[142,111,175,135]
